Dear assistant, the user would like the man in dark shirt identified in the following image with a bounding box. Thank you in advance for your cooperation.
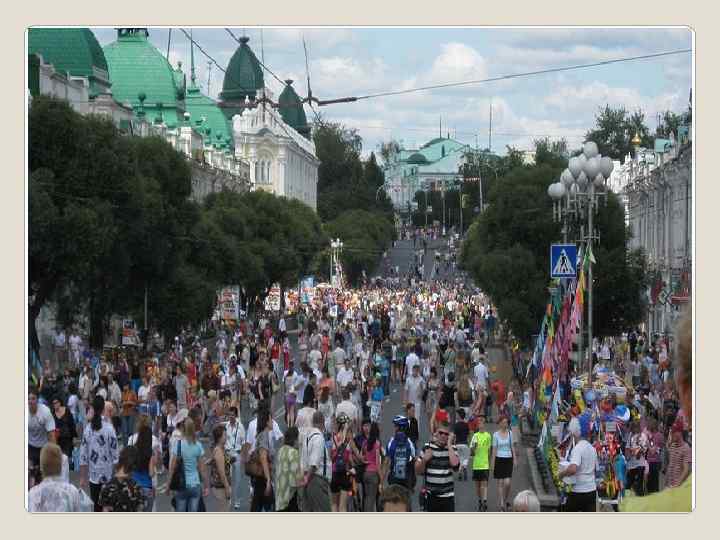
[453,408,470,480]
[405,403,419,447]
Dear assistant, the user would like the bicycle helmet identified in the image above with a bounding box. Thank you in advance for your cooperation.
[336,412,350,426]
[393,415,409,428]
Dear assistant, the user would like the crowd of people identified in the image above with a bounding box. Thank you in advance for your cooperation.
[26,227,692,513]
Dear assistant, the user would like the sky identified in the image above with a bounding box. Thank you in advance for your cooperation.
[92,27,693,158]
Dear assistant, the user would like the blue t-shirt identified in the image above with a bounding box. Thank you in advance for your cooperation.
[614,454,627,495]
[371,387,384,401]
[492,430,513,458]
[172,439,204,488]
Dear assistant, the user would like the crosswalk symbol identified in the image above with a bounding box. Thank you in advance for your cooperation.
[550,243,577,278]
[553,250,573,275]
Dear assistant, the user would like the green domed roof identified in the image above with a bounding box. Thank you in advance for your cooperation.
[185,82,232,148]
[278,79,310,138]
[219,36,264,102]
[28,28,110,96]
[103,29,185,123]
[407,152,429,164]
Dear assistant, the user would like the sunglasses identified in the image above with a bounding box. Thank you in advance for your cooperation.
[438,431,450,437]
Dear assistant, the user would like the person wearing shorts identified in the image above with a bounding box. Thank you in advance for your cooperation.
[469,415,491,511]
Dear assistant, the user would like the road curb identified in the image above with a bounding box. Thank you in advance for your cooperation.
[525,447,560,511]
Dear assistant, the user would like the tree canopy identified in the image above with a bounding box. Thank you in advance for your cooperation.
[29,96,329,349]
[460,133,648,345]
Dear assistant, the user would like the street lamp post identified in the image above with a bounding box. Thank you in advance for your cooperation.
[548,141,614,379]
[330,238,344,287]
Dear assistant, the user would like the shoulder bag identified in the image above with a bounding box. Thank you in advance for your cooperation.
[169,440,186,491]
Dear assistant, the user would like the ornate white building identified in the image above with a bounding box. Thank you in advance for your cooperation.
[623,128,692,336]
[218,36,319,211]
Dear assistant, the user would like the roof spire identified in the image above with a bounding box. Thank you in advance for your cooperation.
[190,29,196,87]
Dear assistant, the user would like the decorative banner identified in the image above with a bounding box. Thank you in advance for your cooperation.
[218,285,240,321]
[300,277,315,304]
[264,284,281,312]
[122,319,138,346]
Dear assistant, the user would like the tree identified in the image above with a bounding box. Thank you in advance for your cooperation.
[29,96,138,350]
[585,105,651,160]
[314,117,395,279]
[378,140,401,165]
[533,137,569,168]
[655,111,683,138]
[460,155,647,345]
[324,209,395,285]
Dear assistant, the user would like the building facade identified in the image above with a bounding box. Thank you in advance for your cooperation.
[383,136,469,210]
[218,36,319,210]
[624,129,692,336]
[29,27,250,202]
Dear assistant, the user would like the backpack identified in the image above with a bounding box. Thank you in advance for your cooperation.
[391,438,409,482]
[333,440,348,473]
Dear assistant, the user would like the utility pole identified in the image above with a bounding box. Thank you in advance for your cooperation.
[442,180,446,236]
[207,60,213,96]
[166,28,172,60]
[488,99,493,153]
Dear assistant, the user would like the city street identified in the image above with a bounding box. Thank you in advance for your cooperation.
[28,26,693,514]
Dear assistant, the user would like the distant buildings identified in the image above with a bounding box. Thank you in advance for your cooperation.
[383,136,470,210]
[620,127,692,336]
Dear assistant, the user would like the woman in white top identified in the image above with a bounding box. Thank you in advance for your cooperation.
[491,416,516,511]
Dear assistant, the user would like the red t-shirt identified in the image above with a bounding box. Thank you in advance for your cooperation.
[491,380,506,407]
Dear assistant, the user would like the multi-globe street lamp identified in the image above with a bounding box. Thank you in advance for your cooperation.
[330,238,344,288]
[547,141,614,378]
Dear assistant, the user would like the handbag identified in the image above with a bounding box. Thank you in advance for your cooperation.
[245,447,264,478]
[169,440,186,491]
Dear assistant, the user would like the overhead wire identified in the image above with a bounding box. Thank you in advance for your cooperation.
[349,49,692,101]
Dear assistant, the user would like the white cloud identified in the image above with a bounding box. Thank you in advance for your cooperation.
[425,42,488,85]
[311,56,388,96]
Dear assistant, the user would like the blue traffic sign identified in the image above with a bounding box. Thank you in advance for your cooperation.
[550,244,577,278]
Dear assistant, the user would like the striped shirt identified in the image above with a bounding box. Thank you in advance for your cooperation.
[422,442,456,498]
[665,442,691,488]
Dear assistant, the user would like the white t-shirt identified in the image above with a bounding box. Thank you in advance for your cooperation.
[137,385,150,402]
[404,375,425,405]
[405,352,420,374]
[335,400,359,426]
[28,404,56,448]
[473,363,489,389]
[336,367,354,389]
[246,417,283,452]
[53,332,66,348]
[308,350,322,370]
[568,439,598,493]
[224,420,247,454]
[68,334,82,352]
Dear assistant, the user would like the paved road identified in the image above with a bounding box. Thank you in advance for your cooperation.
[68,235,531,511]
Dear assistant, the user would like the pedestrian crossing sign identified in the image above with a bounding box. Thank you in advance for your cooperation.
[550,243,577,278]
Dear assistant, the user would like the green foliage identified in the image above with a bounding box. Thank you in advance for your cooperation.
[460,156,647,345]
[313,117,395,278]
[324,209,395,286]
[655,110,684,138]
[585,105,652,159]
[28,96,330,348]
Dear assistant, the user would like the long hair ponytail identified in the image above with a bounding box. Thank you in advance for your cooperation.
[91,395,105,431]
